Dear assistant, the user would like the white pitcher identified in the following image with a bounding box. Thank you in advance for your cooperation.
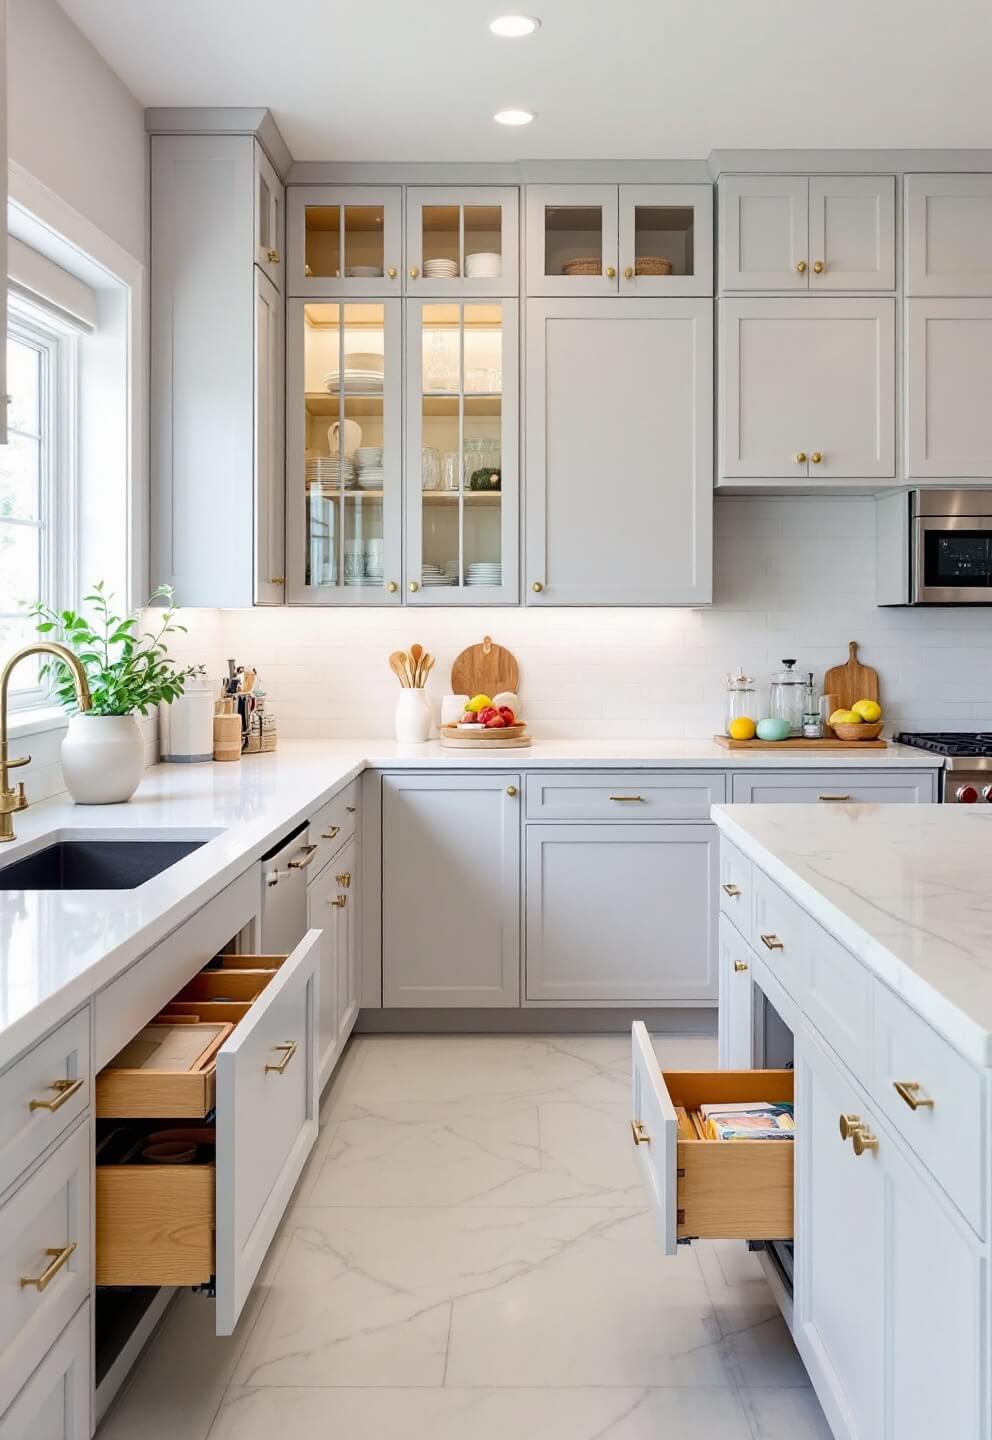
[327,418,363,457]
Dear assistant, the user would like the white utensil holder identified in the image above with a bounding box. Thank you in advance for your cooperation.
[394,688,431,743]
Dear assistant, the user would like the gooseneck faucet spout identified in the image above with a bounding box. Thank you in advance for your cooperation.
[0,644,92,842]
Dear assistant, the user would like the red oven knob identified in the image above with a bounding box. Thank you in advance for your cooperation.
[955,784,979,803]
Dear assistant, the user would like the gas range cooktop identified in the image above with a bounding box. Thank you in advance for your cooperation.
[896,732,992,800]
[895,731,992,758]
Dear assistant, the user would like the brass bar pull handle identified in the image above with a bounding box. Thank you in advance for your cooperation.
[335,871,352,887]
[288,844,320,870]
[20,1242,76,1291]
[609,795,645,803]
[29,1078,84,1112]
[894,1080,935,1111]
[329,895,347,909]
[630,1120,651,1146]
[818,795,851,802]
[852,1126,878,1156]
[733,960,749,973]
[721,883,741,897]
[321,826,340,840]
[760,933,784,951]
[839,1113,862,1141]
[265,1041,297,1074]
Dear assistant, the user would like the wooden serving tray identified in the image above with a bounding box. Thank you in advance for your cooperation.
[714,734,887,751]
[441,725,532,749]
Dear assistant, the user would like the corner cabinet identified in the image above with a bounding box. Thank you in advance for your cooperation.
[525,298,712,604]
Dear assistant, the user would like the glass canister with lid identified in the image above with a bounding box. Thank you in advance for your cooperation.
[768,658,806,736]
[724,667,757,735]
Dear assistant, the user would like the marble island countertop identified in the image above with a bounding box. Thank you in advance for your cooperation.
[712,802,992,1066]
[0,738,942,1070]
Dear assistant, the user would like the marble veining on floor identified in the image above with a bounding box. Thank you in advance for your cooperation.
[97,1034,831,1440]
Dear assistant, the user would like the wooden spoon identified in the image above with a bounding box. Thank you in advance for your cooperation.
[410,643,424,687]
[420,654,435,685]
[389,651,410,688]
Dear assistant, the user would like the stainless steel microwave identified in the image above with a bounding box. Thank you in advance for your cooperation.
[877,489,992,605]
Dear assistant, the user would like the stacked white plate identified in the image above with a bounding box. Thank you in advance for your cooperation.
[420,563,455,587]
[423,257,459,279]
[306,456,355,488]
[465,252,502,279]
[466,562,502,586]
[344,265,383,278]
[324,351,385,394]
[354,446,384,490]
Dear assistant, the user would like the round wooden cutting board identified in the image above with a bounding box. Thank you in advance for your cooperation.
[450,635,519,699]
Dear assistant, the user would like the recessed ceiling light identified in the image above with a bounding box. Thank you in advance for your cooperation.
[494,108,535,126]
[489,14,541,37]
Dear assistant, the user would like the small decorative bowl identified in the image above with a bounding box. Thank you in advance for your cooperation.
[832,721,884,742]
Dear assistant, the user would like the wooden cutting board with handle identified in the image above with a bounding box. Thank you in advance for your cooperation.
[451,635,519,700]
[824,641,880,714]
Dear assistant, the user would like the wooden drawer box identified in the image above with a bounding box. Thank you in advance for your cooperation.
[96,1129,215,1287]
[1,1011,89,1197]
[631,1023,793,1254]
[525,771,726,822]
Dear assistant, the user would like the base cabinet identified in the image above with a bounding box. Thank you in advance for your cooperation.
[309,833,358,1092]
[525,824,717,1002]
[0,1303,89,1440]
[717,914,753,1067]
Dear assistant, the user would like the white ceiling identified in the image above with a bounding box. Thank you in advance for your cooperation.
[59,0,992,163]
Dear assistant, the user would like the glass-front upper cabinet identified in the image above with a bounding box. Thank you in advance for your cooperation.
[526,184,713,296]
[287,186,402,296]
[406,188,518,295]
[405,301,518,604]
[286,299,402,604]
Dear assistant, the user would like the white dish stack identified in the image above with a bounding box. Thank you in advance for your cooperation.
[306,455,355,490]
[420,563,455,587]
[344,265,383,278]
[354,446,385,491]
[466,562,502,587]
[324,352,385,394]
[423,257,460,279]
[465,251,502,280]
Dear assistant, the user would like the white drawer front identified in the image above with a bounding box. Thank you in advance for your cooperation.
[310,780,360,876]
[0,1302,89,1440]
[0,1126,91,1416]
[718,837,752,936]
[873,985,987,1237]
[630,1022,678,1254]
[215,928,320,1334]
[526,771,726,822]
[751,868,805,998]
[0,1013,89,1197]
[802,926,872,1079]
[731,770,936,805]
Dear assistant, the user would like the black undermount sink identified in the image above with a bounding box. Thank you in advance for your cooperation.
[0,839,206,890]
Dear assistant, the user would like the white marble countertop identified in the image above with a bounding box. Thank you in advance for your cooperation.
[0,738,942,1070]
[713,803,992,1067]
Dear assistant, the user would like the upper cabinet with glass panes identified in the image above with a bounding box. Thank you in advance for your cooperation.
[526,184,713,296]
[287,187,402,296]
[406,189,518,295]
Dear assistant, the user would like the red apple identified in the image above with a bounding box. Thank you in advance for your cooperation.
[485,714,506,728]
[498,706,515,725]
[459,712,478,725]
[478,706,499,724]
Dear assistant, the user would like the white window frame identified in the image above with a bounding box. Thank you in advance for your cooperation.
[3,295,79,711]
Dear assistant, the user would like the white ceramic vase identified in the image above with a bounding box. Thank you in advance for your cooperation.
[394,689,431,743]
[61,713,145,804]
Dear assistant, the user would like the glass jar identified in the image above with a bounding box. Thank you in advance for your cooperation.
[724,668,756,734]
[769,659,806,736]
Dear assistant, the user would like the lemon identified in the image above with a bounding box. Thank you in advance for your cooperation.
[830,708,861,726]
[852,699,882,723]
[728,716,757,741]
[466,694,493,714]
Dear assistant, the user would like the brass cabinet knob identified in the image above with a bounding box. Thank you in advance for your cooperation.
[606,265,617,279]
[269,576,285,585]
[839,1113,862,1141]
[795,451,807,464]
[532,581,544,593]
[409,580,419,592]
[811,451,823,465]
[796,260,807,273]
[267,248,280,264]
[409,265,419,279]
[386,580,398,593]
[387,266,398,279]
[733,959,749,973]
[335,871,352,887]
[812,260,824,274]
[506,785,518,797]
[623,265,634,279]
[852,1126,878,1156]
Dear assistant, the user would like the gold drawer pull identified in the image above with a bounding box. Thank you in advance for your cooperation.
[265,1041,297,1074]
[760,933,784,951]
[610,795,645,803]
[335,871,352,887]
[20,1242,76,1291]
[733,959,749,973]
[852,1126,878,1156]
[346,804,357,813]
[630,1120,651,1146]
[721,883,741,897]
[839,1113,862,1141]
[894,1080,935,1111]
[288,844,319,870]
[321,825,340,840]
[29,1078,84,1112]
[818,794,851,802]
[329,895,347,909]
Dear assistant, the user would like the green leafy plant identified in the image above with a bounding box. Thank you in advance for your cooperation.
[26,583,199,716]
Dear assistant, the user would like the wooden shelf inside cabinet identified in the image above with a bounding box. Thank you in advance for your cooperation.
[305,393,384,417]
[421,490,502,506]
[421,394,502,416]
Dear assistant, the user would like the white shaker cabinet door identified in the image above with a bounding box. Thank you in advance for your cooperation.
[382,774,521,1007]
[809,175,895,291]
[254,268,285,604]
[308,853,342,1091]
[720,298,895,481]
[0,1303,90,1440]
[526,299,712,604]
[333,834,360,1049]
[906,299,992,477]
[719,175,809,291]
[906,174,992,296]
[526,824,718,1004]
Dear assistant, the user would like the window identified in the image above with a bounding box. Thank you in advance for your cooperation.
[0,299,76,708]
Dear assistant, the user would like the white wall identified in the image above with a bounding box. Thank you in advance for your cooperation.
[7,0,146,263]
[162,497,992,743]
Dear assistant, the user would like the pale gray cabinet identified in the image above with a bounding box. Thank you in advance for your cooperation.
[286,185,402,298]
[152,133,285,606]
[526,184,619,296]
[525,298,712,603]
[720,175,895,292]
[405,186,519,296]
[730,770,937,804]
[719,298,896,483]
[905,174,992,295]
[254,268,286,604]
[525,823,717,1003]
[255,142,285,292]
[381,774,520,1007]
[718,913,753,1068]
[906,299,992,478]
[0,0,6,446]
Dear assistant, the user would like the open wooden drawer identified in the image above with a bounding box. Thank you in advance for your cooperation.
[95,930,320,1334]
[631,1022,794,1256]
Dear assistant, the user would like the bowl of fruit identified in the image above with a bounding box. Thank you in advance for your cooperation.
[454,693,523,735]
[829,699,883,741]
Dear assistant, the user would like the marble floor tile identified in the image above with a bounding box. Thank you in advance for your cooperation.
[696,1239,783,1336]
[98,1382,226,1440]
[739,1386,835,1438]
[721,1314,813,1389]
[208,1385,753,1439]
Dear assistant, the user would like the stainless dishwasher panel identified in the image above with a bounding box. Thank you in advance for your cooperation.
[260,822,313,952]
